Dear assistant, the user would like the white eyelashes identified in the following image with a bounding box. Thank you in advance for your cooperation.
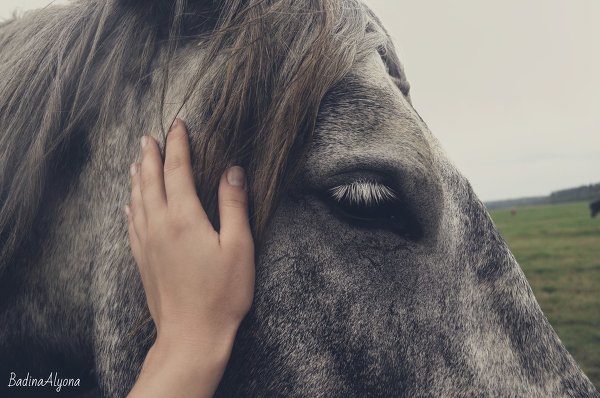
[328,179,397,206]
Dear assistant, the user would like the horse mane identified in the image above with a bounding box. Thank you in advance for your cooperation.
[0,0,395,275]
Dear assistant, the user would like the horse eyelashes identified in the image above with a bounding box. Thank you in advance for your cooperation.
[326,180,420,239]
[328,180,397,207]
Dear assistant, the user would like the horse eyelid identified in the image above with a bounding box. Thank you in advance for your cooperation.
[328,180,397,206]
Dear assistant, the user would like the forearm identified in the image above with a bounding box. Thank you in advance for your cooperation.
[127,331,235,398]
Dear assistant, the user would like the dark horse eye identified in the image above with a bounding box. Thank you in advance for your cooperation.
[326,179,422,239]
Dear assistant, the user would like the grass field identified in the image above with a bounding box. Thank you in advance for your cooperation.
[490,201,600,388]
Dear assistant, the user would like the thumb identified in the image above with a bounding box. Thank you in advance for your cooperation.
[218,166,253,252]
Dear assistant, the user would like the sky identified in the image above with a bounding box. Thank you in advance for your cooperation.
[1,1,598,201]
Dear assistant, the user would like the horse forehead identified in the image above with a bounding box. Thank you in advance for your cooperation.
[307,53,433,180]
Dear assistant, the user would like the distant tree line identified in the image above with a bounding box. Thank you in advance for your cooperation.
[485,183,600,210]
[549,183,600,203]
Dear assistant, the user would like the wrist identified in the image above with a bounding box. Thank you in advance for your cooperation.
[151,323,238,371]
[131,331,235,398]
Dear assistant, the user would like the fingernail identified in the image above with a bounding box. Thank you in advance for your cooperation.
[124,204,130,216]
[169,118,179,132]
[130,163,137,176]
[141,136,148,148]
[226,166,246,188]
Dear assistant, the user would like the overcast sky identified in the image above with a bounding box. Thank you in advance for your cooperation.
[1,1,598,201]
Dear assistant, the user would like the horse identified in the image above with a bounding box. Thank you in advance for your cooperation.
[591,199,600,218]
[0,0,598,396]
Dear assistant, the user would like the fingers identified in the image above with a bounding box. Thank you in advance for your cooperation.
[126,202,159,326]
[126,124,253,255]
[139,135,167,217]
[163,120,210,224]
[163,119,198,204]
[218,166,253,252]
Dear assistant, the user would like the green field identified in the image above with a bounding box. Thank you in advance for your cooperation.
[490,201,600,388]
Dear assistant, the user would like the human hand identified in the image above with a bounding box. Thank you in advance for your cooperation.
[125,119,255,397]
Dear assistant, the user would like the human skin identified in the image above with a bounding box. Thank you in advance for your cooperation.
[124,119,255,398]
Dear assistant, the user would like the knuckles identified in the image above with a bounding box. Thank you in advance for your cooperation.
[163,155,184,177]
[166,214,192,237]
[163,203,206,238]
[129,199,144,221]
[222,234,254,259]
[220,197,247,210]
[139,172,156,192]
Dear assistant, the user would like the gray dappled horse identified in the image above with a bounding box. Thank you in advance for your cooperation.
[0,0,598,397]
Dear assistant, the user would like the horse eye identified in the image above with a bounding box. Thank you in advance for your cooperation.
[326,180,421,239]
